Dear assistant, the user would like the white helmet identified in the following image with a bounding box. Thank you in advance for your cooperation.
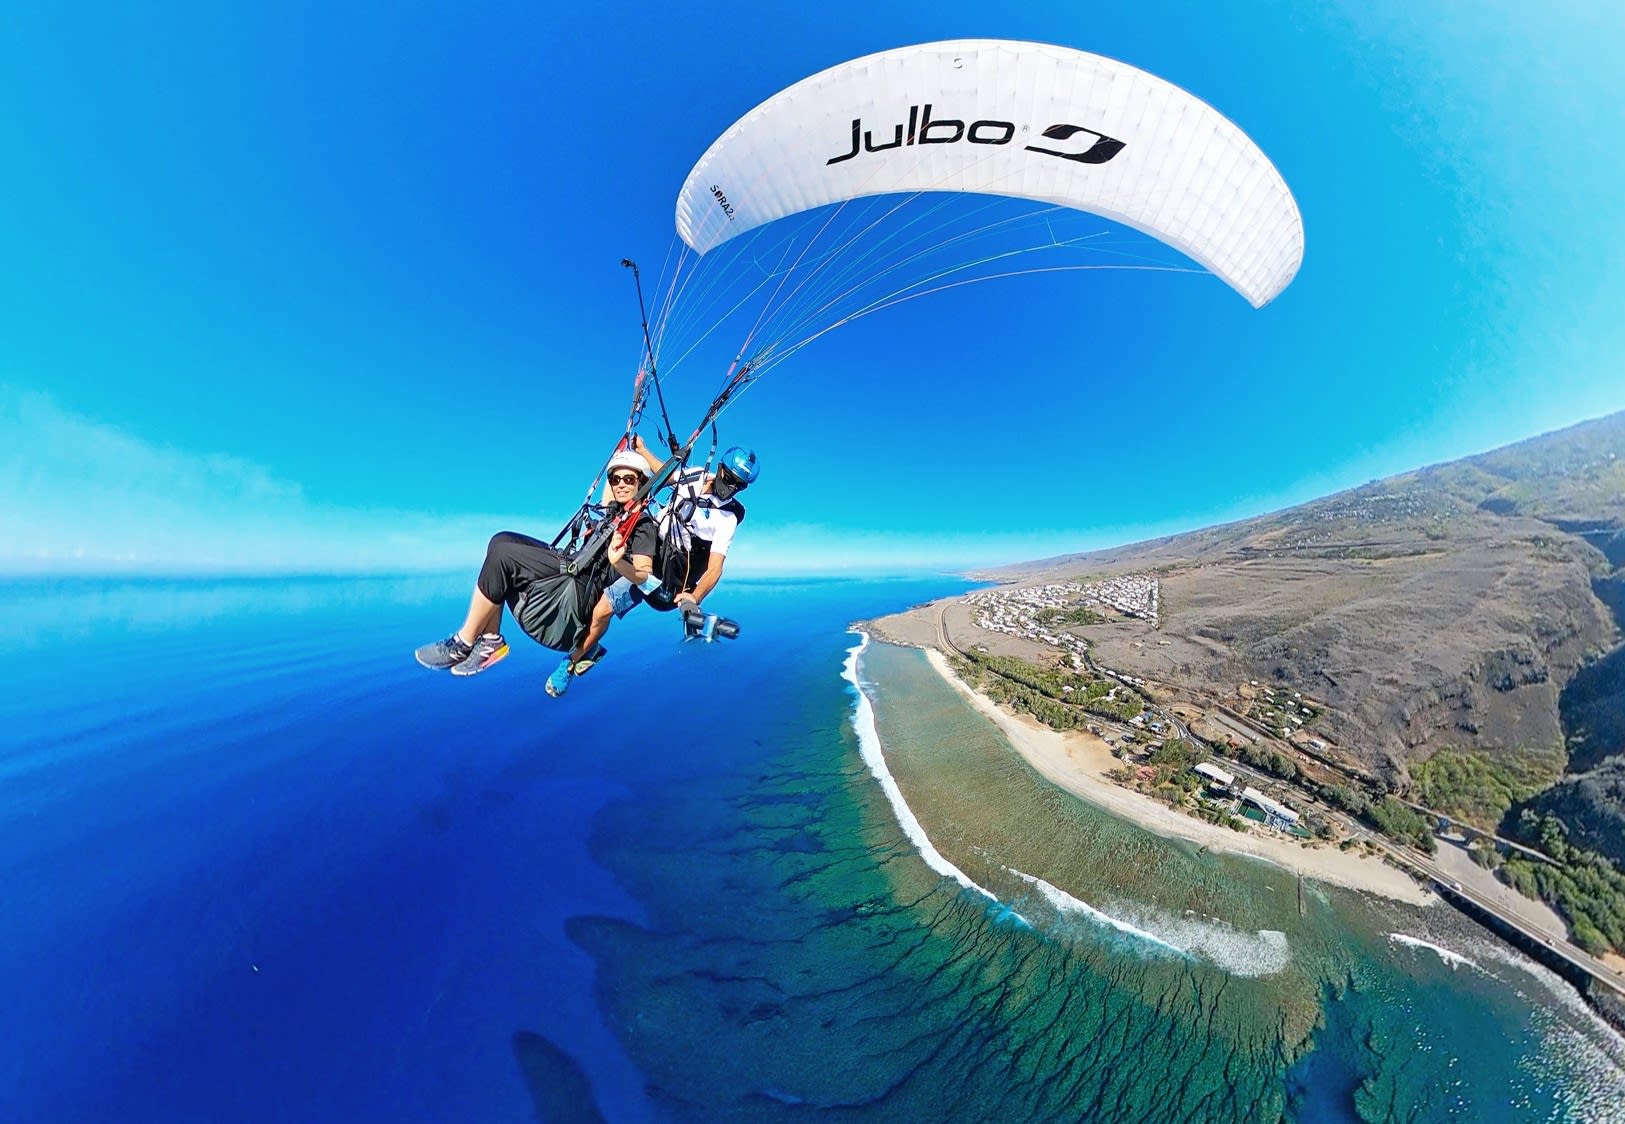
[605,449,648,482]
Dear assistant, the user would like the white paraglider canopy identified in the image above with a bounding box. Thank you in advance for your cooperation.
[522,42,1307,659]
[676,39,1303,308]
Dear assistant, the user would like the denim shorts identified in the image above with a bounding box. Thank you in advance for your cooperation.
[605,576,643,619]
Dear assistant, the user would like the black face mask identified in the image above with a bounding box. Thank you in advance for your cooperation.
[710,470,745,502]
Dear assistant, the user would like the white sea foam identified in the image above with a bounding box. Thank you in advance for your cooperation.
[1386,932,1485,973]
[846,633,1026,925]
[847,632,1290,975]
[1477,941,1625,1043]
[1006,868,1186,956]
[1163,920,1291,979]
[1465,943,1625,1116]
[1006,867,1292,977]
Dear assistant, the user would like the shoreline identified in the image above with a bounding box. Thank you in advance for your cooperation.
[905,642,1434,907]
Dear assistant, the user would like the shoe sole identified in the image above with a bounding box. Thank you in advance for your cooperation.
[450,644,510,677]
[572,649,607,677]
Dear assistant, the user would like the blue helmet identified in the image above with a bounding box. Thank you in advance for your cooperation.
[717,446,760,486]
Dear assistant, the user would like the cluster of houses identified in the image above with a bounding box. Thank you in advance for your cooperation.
[964,583,1091,668]
[963,574,1161,668]
[1273,488,1461,551]
[1306,486,1452,524]
[1192,761,1302,832]
[1243,681,1320,738]
[1076,573,1159,621]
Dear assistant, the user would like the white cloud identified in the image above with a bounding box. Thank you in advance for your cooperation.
[0,386,544,574]
[0,386,1199,577]
[731,522,1092,575]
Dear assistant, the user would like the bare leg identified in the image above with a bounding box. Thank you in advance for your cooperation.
[456,586,504,645]
[569,593,616,664]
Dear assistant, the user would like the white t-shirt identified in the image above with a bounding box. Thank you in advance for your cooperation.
[666,468,742,558]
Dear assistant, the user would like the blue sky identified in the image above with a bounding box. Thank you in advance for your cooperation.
[3,1,1622,575]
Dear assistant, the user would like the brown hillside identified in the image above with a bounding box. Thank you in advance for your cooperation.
[981,412,1625,803]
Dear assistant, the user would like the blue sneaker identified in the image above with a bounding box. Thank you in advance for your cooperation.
[544,656,573,698]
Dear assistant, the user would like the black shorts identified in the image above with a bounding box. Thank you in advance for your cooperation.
[476,531,565,609]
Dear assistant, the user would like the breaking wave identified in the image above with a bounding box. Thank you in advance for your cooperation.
[1006,867,1186,956]
[846,631,1293,977]
[1006,866,1292,977]
[1386,932,1486,973]
[845,633,1030,927]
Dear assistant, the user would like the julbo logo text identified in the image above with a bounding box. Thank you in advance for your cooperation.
[826,104,1125,167]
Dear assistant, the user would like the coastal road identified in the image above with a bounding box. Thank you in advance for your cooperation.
[1206,735,1616,987]
[936,602,965,658]
[1385,838,1625,997]
[1308,802,1625,997]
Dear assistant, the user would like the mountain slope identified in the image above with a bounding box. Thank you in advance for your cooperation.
[984,412,1625,846]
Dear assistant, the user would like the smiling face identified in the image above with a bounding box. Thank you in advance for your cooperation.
[608,469,644,501]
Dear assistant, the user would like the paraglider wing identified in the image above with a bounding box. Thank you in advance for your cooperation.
[676,39,1303,308]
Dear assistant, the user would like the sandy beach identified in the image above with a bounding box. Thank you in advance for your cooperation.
[916,647,1434,907]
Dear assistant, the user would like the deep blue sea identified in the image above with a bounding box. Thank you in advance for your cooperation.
[3,574,1623,1122]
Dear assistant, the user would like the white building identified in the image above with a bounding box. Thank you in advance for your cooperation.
[1241,786,1301,830]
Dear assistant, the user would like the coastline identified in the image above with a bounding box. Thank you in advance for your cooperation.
[904,641,1434,907]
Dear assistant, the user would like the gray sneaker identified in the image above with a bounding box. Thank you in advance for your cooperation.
[450,633,510,677]
[416,634,472,670]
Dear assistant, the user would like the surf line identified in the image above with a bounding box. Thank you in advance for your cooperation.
[1006,867,1187,957]
[1386,932,1487,974]
[844,632,1031,927]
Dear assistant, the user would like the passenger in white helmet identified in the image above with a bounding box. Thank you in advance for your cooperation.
[412,448,658,678]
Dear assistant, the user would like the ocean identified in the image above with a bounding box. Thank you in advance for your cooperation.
[2,574,1622,1122]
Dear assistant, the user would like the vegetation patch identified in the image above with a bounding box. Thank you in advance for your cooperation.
[1411,747,1564,831]
[1038,606,1106,627]
[1208,739,1300,783]
[955,648,1144,731]
[1501,812,1625,956]
[1364,796,1437,854]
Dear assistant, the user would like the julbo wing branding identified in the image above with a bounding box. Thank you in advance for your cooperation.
[704,104,1127,225]
[825,104,1125,167]
[1024,123,1127,164]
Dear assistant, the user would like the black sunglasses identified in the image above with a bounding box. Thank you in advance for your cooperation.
[715,468,747,490]
[608,472,643,486]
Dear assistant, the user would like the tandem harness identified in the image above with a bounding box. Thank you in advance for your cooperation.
[509,464,746,651]
[509,259,757,653]
[507,498,647,652]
